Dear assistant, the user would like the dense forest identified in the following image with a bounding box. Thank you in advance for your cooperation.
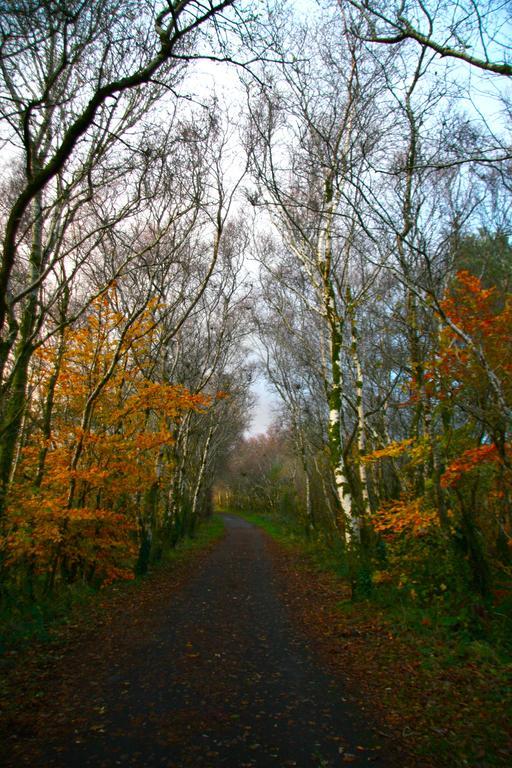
[0,0,510,648]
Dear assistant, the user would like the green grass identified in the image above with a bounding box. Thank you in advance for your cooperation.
[230,507,512,655]
[229,507,512,767]
[221,506,349,577]
[0,514,225,653]
[223,508,301,544]
[161,513,225,564]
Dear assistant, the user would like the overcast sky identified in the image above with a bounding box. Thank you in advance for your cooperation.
[247,375,277,436]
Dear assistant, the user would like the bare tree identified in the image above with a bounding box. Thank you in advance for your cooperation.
[345,0,512,76]
[0,1,252,527]
[245,13,392,544]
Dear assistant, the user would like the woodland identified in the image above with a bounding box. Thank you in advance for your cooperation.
[0,0,511,729]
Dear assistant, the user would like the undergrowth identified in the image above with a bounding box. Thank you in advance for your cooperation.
[228,507,512,658]
[227,506,512,766]
[0,514,225,653]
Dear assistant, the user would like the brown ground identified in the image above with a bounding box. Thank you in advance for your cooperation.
[268,537,512,768]
[1,516,406,768]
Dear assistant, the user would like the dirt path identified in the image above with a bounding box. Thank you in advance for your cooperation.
[4,516,394,767]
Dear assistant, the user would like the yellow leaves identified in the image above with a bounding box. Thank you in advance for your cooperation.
[408,440,430,467]
[134,429,175,452]
[372,570,393,585]
[117,381,211,424]
[372,496,438,538]
[69,467,111,489]
[363,437,429,488]
[363,438,414,463]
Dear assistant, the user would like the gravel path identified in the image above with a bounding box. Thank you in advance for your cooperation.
[5,516,393,767]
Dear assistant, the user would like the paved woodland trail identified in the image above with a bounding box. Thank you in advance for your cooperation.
[4,517,394,768]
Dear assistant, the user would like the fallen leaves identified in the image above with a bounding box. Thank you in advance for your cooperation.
[268,538,512,768]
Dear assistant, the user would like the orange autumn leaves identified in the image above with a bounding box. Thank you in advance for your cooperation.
[440,444,509,489]
[365,271,511,542]
[425,270,512,409]
[6,291,211,585]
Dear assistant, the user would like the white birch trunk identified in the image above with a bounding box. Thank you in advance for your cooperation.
[349,304,371,518]
[191,418,215,522]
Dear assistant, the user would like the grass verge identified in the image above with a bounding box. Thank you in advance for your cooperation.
[221,508,349,575]
[231,507,512,767]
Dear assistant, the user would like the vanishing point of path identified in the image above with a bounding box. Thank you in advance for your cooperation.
[6,517,393,767]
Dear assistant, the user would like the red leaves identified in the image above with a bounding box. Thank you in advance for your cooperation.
[411,271,511,416]
[362,271,512,548]
[435,271,512,399]
[440,443,508,488]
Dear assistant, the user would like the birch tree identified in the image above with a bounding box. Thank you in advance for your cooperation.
[246,14,390,544]
[0,0,248,533]
[345,0,512,77]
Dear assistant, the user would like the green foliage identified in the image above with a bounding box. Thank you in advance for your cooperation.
[241,501,512,662]
[453,229,512,295]
[218,507,300,544]
[0,580,97,653]
[225,504,352,576]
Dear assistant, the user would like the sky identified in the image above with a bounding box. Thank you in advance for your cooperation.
[247,375,278,436]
